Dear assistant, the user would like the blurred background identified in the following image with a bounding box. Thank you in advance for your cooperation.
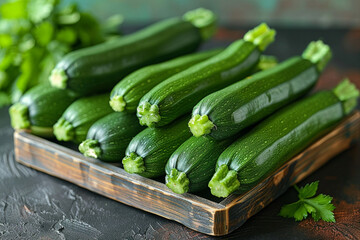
[62,0,360,27]
[0,0,359,107]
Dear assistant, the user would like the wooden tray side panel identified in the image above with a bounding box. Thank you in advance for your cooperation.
[222,112,360,235]
[14,133,223,235]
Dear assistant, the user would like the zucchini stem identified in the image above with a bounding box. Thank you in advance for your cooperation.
[165,168,190,194]
[244,23,276,51]
[255,55,278,72]
[137,102,161,127]
[188,114,215,137]
[333,78,360,115]
[122,152,146,174]
[53,117,75,141]
[9,103,55,137]
[9,103,31,130]
[302,40,332,72]
[79,139,102,159]
[109,95,126,112]
[49,68,68,89]
[208,164,240,198]
[183,8,217,41]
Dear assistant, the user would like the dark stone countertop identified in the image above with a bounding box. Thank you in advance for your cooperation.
[0,27,359,240]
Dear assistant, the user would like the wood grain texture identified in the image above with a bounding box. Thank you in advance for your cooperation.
[14,111,360,236]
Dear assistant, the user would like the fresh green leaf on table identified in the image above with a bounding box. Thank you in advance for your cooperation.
[279,181,336,222]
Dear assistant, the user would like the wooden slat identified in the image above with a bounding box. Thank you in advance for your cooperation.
[14,111,360,236]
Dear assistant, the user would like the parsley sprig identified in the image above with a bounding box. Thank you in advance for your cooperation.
[279,181,336,222]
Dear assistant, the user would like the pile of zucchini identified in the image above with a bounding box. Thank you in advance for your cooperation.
[9,9,359,198]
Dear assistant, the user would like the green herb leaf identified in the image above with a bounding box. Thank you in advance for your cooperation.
[293,204,308,221]
[307,194,336,222]
[75,12,104,46]
[56,27,77,45]
[102,14,123,35]
[279,202,302,219]
[297,180,319,199]
[0,91,11,107]
[0,0,28,19]
[33,21,54,46]
[0,34,13,48]
[279,181,336,223]
[56,4,80,25]
[27,0,57,23]
[0,0,121,106]
[0,70,9,90]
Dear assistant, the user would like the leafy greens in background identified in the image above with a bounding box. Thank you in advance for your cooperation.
[279,181,336,222]
[0,0,123,107]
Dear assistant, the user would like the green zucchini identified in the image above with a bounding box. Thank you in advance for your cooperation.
[137,23,276,127]
[208,79,359,198]
[109,49,222,112]
[189,40,331,140]
[49,8,216,95]
[165,136,234,194]
[79,112,144,162]
[122,116,191,178]
[9,85,78,137]
[53,94,113,143]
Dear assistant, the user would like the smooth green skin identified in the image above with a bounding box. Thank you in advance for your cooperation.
[51,18,202,95]
[165,136,233,193]
[138,40,261,127]
[124,116,191,178]
[9,85,78,136]
[192,57,318,140]
[82,112,145,162]
[110,49,222,112]
[54,94,113,143]
[215,91,345,194]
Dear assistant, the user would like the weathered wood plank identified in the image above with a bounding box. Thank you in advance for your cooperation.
[14,111,360,236]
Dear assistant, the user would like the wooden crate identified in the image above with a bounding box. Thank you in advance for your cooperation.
[14,111,360,236]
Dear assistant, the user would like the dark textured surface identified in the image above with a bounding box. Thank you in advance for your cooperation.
[1,27,360,239]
